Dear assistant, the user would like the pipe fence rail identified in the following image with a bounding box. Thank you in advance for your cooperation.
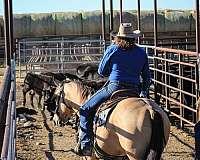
[141,44,199,127]
[0,59,16,159]
[0,0,199,159]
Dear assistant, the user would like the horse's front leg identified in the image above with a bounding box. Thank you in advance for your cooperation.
[22,91,26,106]
[37,94,43,110]
[29,90,35,108]
[53,113,61,126]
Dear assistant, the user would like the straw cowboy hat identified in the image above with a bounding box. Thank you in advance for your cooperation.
[112,23,141,39]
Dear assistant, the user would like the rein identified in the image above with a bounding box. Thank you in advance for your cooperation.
[53,80,75,115]
[53,81,65,114]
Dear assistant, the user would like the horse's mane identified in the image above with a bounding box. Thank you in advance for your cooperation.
[64,78,107,100]
[64,72,83,81]
[65,78,95,99]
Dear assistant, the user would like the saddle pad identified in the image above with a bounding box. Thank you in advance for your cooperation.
[94,98,124,126]
[94,107,112,127]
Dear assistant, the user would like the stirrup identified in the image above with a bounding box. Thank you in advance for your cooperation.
[73,141,92,156]
[73,141,82,155]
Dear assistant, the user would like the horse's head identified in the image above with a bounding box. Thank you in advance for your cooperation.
[52,79,95,126]
[21,83,31,93]
[52,81,75,126]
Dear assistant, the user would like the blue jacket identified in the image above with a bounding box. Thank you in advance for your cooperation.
[98,44,151,91]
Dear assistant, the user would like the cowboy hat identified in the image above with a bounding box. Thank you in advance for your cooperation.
[111,23,141,39]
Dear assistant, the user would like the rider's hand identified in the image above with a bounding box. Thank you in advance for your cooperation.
[140,91,147,98]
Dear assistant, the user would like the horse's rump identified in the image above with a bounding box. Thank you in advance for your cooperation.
[95,98,170,159]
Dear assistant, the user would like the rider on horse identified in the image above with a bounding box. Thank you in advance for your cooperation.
[75,23,152,156]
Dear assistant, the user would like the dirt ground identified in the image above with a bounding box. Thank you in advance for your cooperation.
[15,81,195,160]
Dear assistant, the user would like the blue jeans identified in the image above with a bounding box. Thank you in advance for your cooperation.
[79,81,139,148]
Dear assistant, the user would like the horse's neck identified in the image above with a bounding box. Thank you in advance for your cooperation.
[64,82,91,114]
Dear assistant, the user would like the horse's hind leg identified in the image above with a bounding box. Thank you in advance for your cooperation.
[121,145,137,160]
[118,119,151,160]
[124,145,146,160]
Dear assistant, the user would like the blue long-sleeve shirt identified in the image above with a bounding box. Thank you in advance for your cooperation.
[98,44,151,91]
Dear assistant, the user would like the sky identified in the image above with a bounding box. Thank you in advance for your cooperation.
[0,0,196,15]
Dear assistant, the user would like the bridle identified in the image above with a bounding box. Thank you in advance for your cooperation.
[52,80,74,115]
[51,80,81,128]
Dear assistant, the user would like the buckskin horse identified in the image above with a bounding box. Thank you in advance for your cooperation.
[52,79,170,160]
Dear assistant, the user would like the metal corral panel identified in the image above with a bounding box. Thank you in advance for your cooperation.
[17,37,105,77]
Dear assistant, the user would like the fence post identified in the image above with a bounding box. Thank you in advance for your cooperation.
[195,121,200,160]
[18,40,21,78]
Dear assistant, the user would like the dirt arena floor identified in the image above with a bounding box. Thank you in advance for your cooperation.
[16,81,195,160]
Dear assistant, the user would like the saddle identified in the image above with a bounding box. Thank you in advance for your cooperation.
[94,89,139,127]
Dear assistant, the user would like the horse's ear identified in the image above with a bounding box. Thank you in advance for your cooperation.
[65,78,71,83]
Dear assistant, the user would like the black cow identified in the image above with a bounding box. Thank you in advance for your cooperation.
[154,63,179,104]
[179,67,196,120]
[22,72,81,109]
[76,63,102,80]
[21,72,54,109]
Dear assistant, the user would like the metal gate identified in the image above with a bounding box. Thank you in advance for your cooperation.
[141,45,199,127]
[17,37,105,77]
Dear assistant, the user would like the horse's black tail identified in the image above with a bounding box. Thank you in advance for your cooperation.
[146,111,165,160]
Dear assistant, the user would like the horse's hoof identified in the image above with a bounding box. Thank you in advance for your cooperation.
[50,116,53,121]
[53,114,60,126]
[72,142,82,156]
